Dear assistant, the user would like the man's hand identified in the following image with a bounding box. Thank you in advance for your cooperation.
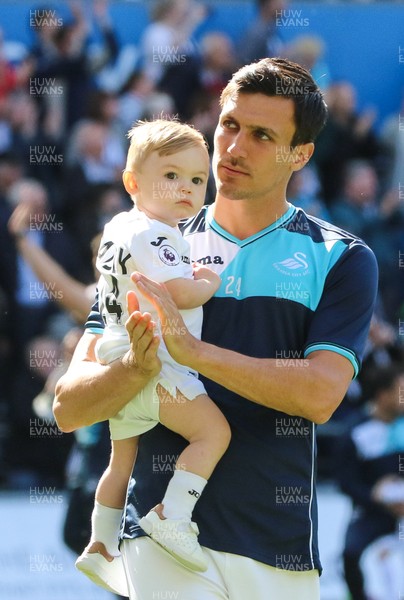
[53,291,162,431]
[130,272,198,366]
[122,290,161,377]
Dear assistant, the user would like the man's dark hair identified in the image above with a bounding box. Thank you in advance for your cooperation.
[220,57,328,146]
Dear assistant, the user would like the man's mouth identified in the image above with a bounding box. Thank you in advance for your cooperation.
[220,163,249,176]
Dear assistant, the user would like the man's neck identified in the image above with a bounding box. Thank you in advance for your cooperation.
[212,195,290,240]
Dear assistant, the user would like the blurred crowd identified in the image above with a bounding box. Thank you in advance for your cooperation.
[0,0,403,570]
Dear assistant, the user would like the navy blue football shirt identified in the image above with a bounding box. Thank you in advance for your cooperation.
[86,204,378,572]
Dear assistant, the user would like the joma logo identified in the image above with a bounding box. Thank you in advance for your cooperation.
[196,255,224,265]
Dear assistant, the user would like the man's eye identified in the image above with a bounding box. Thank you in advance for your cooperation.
[255,130,271,141]
[165,172,178,180]
[222,119,237,129]
[192,177,204,185]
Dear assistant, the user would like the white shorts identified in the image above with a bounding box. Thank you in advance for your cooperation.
[121,537,320,600]
[109,361,206,441]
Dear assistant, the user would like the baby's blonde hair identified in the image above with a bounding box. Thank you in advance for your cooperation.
[126,119,208,172]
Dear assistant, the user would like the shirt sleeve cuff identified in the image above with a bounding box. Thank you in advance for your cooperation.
[304,343,360,379]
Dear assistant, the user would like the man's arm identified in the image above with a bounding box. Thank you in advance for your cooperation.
[53,292,161,432]
[179,342,352,425]
[131,272,353,425]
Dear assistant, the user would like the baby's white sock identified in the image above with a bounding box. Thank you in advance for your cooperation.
[161,469,207,521]
[90,501,122,556]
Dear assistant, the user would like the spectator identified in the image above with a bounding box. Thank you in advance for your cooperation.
[284,35,330,90]
[159,30,237,121]
[8,201,100,324]
[1,187,100,487]
[0,95,13,155]
[95,182,130,232]
[188,90,220,153]
[237,0,287,66]
[0,152,24,206]
[360,315,404,396]
[336,363,404,600]
[29,1,119,131]
[198,32,237,99]
[0,27,32,102]
[140,0,207,85]
[29,3,89,130]
[380,91,404,191]
[330,308,403,427]
[8,91,64,207]
[82,88,127,171]
[86,0,133,94]
[140,91,176,121]
[0,177,82,466]
[0,155,25,392]
[0,177,83,351]
[118,70,155,132]
[314,81,382,205]
[62,120,126,263]
[1,332,73,487]
[13,327,83,490]
[32,327,83,420]
[331,160,404,321]
[330,160,380,238]
[65,118,124,189]
[286,168,330,221]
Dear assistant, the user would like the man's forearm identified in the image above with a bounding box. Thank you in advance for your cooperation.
[54,361,151,432]
[53,333,152,432]
[186,340,353,424]
[130,271,354,424]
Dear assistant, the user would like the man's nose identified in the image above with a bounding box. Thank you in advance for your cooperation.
[227,133,247,159]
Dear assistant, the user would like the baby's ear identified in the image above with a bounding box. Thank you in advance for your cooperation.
[123,170,138,195]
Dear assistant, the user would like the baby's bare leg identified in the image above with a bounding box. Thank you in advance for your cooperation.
[138,387,231,571]
[96,437,138,508]
[158,386,231,480]
[156,386,231,522]
[87,437,138,559]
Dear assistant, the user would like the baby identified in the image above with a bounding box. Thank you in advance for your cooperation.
[75,119,231,596]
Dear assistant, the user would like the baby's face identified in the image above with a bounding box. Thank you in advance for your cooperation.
[134,145,209,226]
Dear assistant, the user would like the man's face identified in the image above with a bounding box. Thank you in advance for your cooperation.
[213,93,304,205]
[345,166,378,205]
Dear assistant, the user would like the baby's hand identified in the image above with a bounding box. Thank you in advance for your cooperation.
[192,262,221,291]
